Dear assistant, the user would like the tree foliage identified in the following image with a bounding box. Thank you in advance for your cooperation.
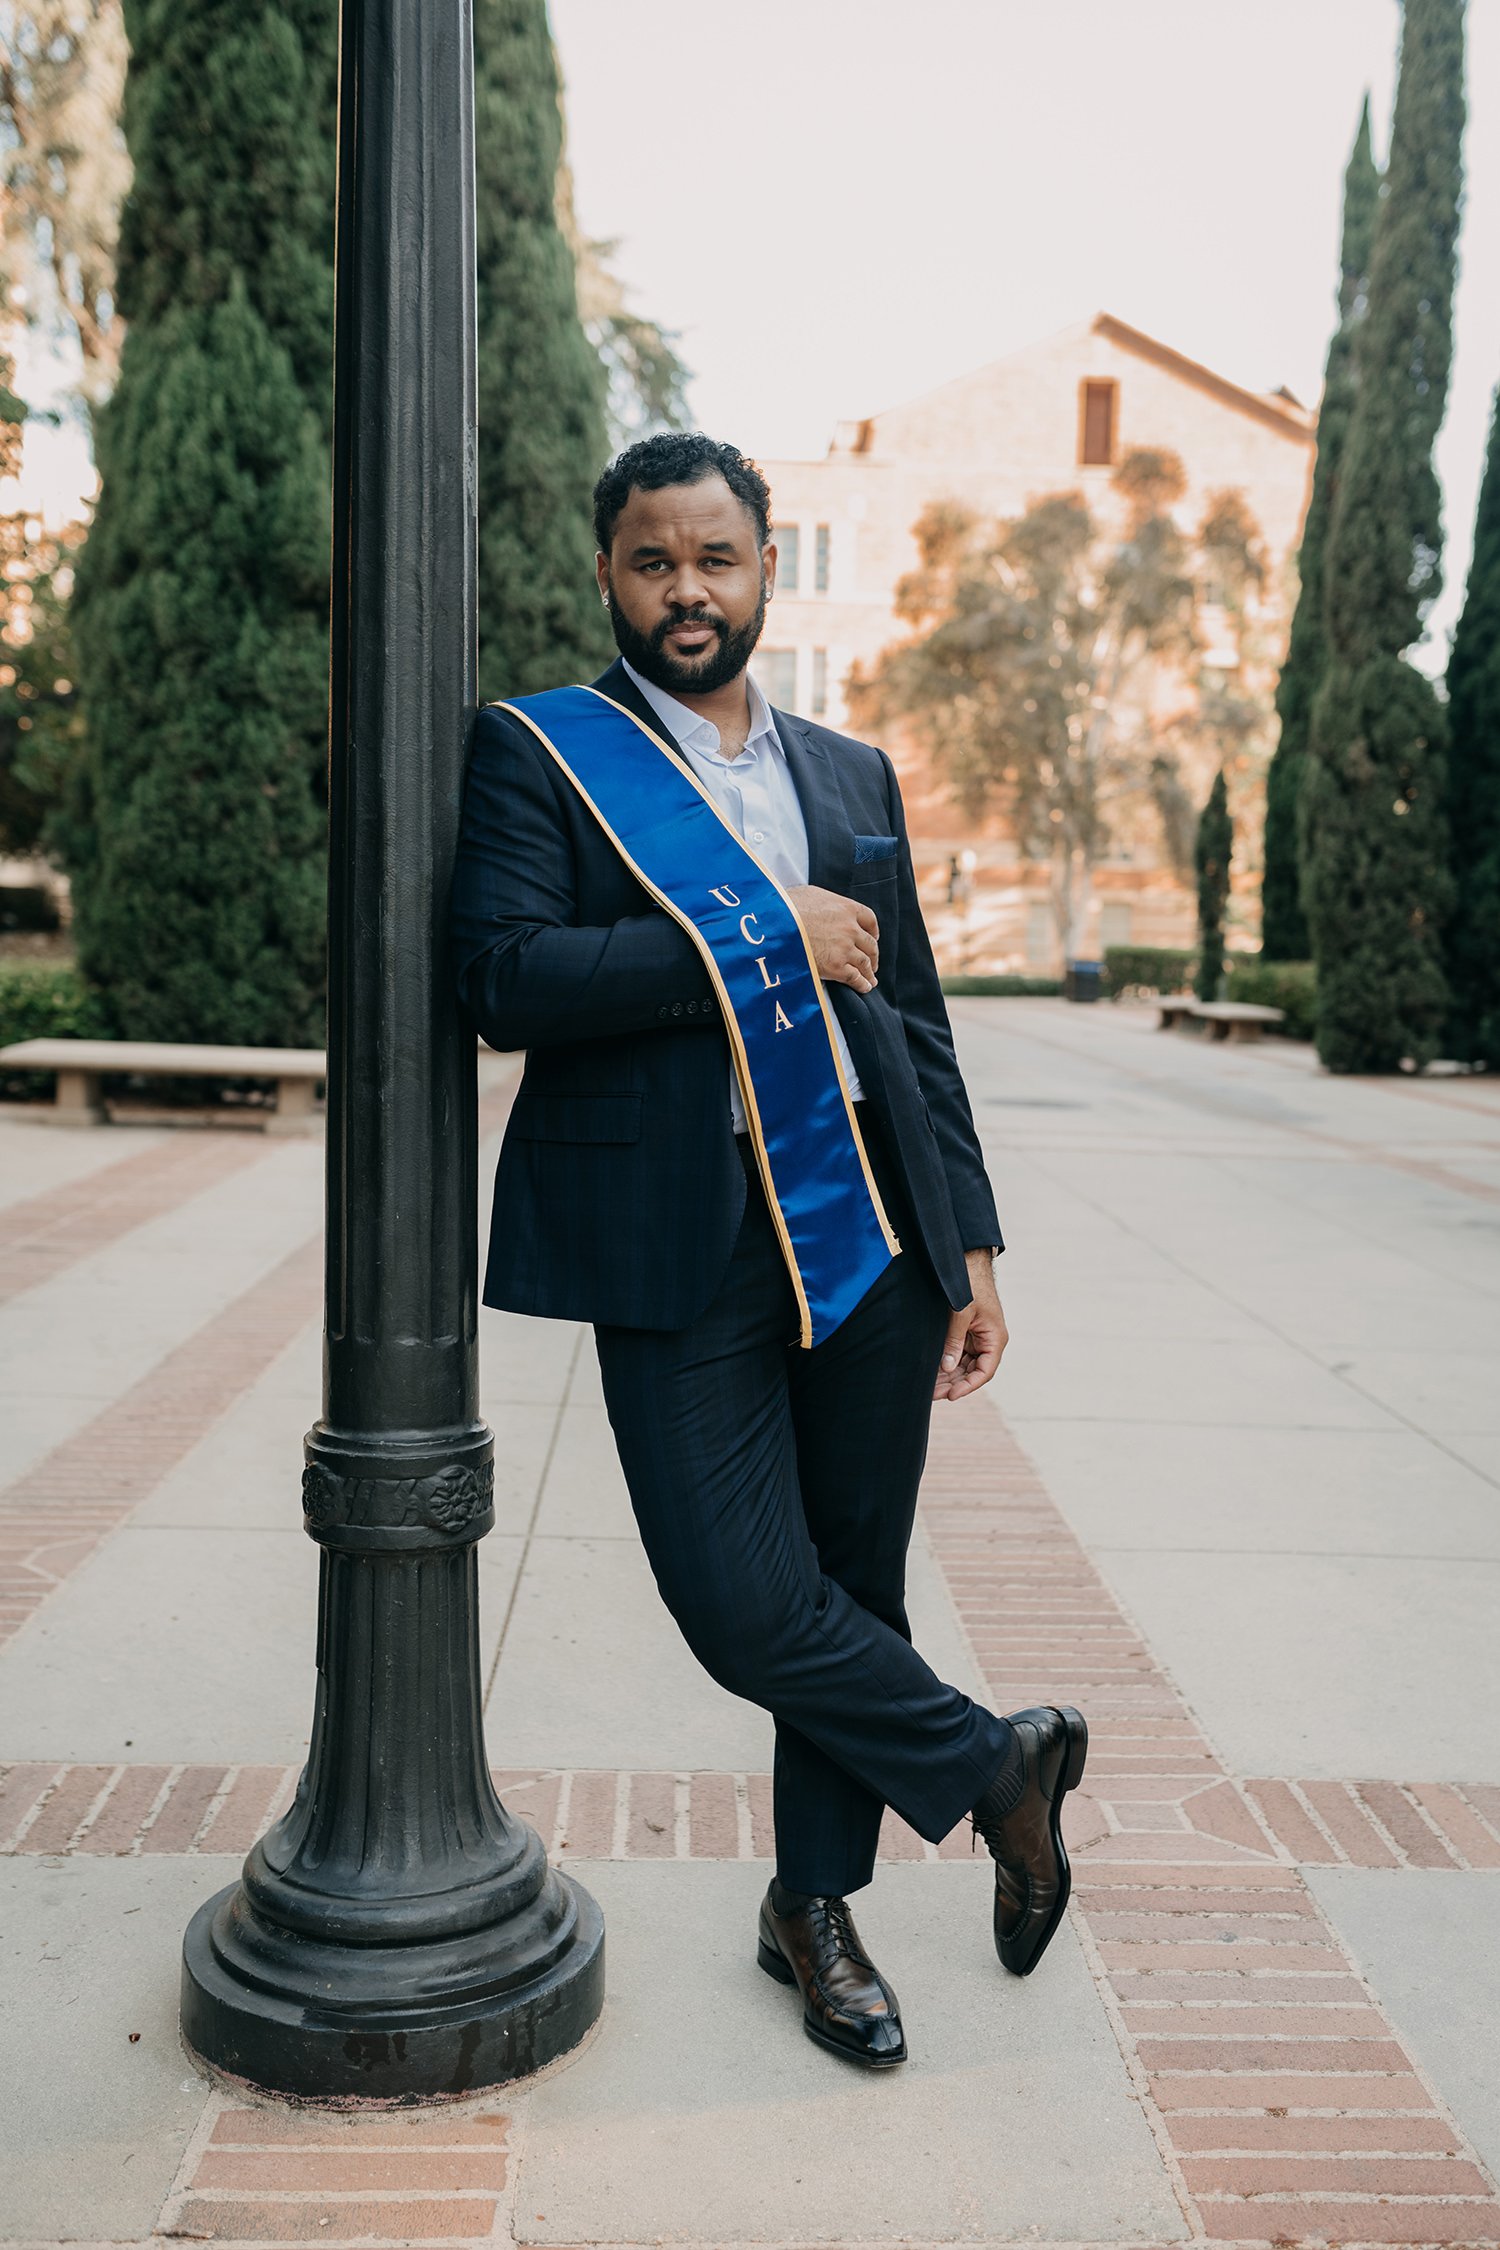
[852,451,1272,955]
[1263,100,1380,962]
[474,0,613,700]
[1194,767,1232,1000]
[66,0,336,1044]
[0,1,129,393]
[1301,0,1464,1072]
[1444,385,1500,1065]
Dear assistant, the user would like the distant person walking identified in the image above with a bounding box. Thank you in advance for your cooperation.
[452,433,1087,2069]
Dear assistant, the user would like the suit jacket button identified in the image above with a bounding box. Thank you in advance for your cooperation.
[657,1005,669,1021]
[671,1000,685,1017]
[685,999,698,1015]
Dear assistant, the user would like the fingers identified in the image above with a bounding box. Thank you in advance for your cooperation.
[932,1303,973,1398]
[933,1310,1007,1402]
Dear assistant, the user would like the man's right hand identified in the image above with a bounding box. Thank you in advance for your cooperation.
[787,886,879,994]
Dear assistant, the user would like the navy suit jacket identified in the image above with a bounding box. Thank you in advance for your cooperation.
[450,658,1002,1329]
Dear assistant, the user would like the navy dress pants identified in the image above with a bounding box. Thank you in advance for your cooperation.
[594,1108,1011,1897]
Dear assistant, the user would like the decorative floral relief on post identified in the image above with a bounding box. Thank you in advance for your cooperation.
[301,1459,494,1534]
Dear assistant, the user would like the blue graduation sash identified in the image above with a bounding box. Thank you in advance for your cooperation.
[496,684,900,1346]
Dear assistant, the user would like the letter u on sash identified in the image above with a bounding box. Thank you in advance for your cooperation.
[493,684,899,1345]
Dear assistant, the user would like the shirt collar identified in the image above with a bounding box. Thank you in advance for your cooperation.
[621,658,780,764]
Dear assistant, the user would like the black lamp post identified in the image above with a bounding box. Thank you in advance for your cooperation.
[180,0,604,2101]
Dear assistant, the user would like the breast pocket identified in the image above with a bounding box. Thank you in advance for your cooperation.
[508,1094,643,1144]
[852,833,899,885]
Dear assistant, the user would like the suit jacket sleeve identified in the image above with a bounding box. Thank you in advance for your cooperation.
[451,704,714,1051]
[879,750,1004,1254]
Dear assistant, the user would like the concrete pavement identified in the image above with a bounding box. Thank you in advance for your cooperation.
[2,1002,1499,2247]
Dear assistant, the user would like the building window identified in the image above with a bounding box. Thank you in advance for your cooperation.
[1079,379,1117,467]
[811,647,828,716]
[773,523,800,592]
[815,523,831,593]
[757,648,797,709]
[1099,900,1133,949]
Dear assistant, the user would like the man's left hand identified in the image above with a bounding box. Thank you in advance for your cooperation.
[932,1249,1009,1402]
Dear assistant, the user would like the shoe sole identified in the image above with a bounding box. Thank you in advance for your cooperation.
[756,1935,908,2068]
[1008,1704,1089,1978]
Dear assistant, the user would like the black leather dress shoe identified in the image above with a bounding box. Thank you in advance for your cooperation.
[972,1704,1088,1976]
[757,1883,907,2067]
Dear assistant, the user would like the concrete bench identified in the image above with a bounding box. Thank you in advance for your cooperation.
[1156,999,1284,1044]
[0,1039,326,1130]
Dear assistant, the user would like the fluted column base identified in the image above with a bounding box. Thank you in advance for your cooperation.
[180,1429,604,2101]
[181,1862,604,2101]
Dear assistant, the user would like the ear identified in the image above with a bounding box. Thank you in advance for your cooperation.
[762,540,778,601]
[595,552,610,605]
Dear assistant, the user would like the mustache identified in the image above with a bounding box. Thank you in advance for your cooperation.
[649,609,728,651]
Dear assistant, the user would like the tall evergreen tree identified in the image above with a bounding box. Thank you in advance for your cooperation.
[1194,768,1233,1001]
[1262,100,1380,961]
[1444,386,1500,1064]
[68,0,337,1044]
[1301,0,1464,1073]
[474,0,613,700]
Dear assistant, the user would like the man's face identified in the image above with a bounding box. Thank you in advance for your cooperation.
[597,473,777,696]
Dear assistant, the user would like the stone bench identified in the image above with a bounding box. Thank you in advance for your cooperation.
[1156,999,1285,1044]
[0,1038,326,1130]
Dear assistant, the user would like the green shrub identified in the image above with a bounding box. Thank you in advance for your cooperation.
[1102,946,1196,1000]
[940,974,1062,997]
[0,961,112,1097]
[1226,957,1318,1041]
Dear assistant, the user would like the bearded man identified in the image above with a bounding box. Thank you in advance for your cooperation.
[451,432,1086,2069]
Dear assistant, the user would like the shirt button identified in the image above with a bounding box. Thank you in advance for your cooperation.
[752,831,766,842]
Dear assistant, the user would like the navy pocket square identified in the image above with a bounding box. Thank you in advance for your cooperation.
[853,833,898,865]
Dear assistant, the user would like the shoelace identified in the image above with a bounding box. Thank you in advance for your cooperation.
[807,1895,861,1970]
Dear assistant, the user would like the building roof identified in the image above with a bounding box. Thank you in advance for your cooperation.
[829,313,1317,457]
[1092,314,1315,443]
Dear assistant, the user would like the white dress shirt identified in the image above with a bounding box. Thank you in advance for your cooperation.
[621,658,865,1130]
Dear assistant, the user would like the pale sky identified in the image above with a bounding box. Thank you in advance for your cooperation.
[11,1,1499,668]
[553,0,1500,667]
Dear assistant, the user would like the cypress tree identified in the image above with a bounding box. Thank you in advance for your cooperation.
[1195,768,1232,1001]
[474,0,613,700]
[1301,0,1464,1074]
[69,0,337,1045]
[1444,386,1500,1064]
[1262,101,1380,961]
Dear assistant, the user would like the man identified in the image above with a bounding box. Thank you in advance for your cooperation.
[452,433,1086,2069]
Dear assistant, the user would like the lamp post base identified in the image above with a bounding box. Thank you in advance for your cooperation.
[181,1864,604,2104]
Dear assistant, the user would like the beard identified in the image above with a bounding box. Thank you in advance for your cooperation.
[606,580,768,696]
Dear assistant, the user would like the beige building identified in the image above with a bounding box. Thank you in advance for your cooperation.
[755,313,1316,970]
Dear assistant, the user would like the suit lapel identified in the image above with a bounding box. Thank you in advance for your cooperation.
[772,707,852,894]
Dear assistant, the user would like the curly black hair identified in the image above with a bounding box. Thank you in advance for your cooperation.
[592,432,772,553]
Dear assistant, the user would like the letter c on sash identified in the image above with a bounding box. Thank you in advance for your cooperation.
[739,912,765,947]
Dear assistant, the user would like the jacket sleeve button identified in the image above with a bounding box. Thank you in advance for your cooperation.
[671,1000,685,1017]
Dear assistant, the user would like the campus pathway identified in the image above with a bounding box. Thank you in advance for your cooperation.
[3,999,1500,2247]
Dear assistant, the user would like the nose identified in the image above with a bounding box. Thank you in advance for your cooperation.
[667,561,711,611]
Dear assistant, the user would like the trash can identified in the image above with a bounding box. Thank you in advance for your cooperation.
[1064,958,1103,1004]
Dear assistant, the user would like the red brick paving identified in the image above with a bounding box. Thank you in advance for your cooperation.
[157,2099,511,2246]
[0,1131,270,1306]
[0,1233,324,1649]
[916,1403,1500,2247]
